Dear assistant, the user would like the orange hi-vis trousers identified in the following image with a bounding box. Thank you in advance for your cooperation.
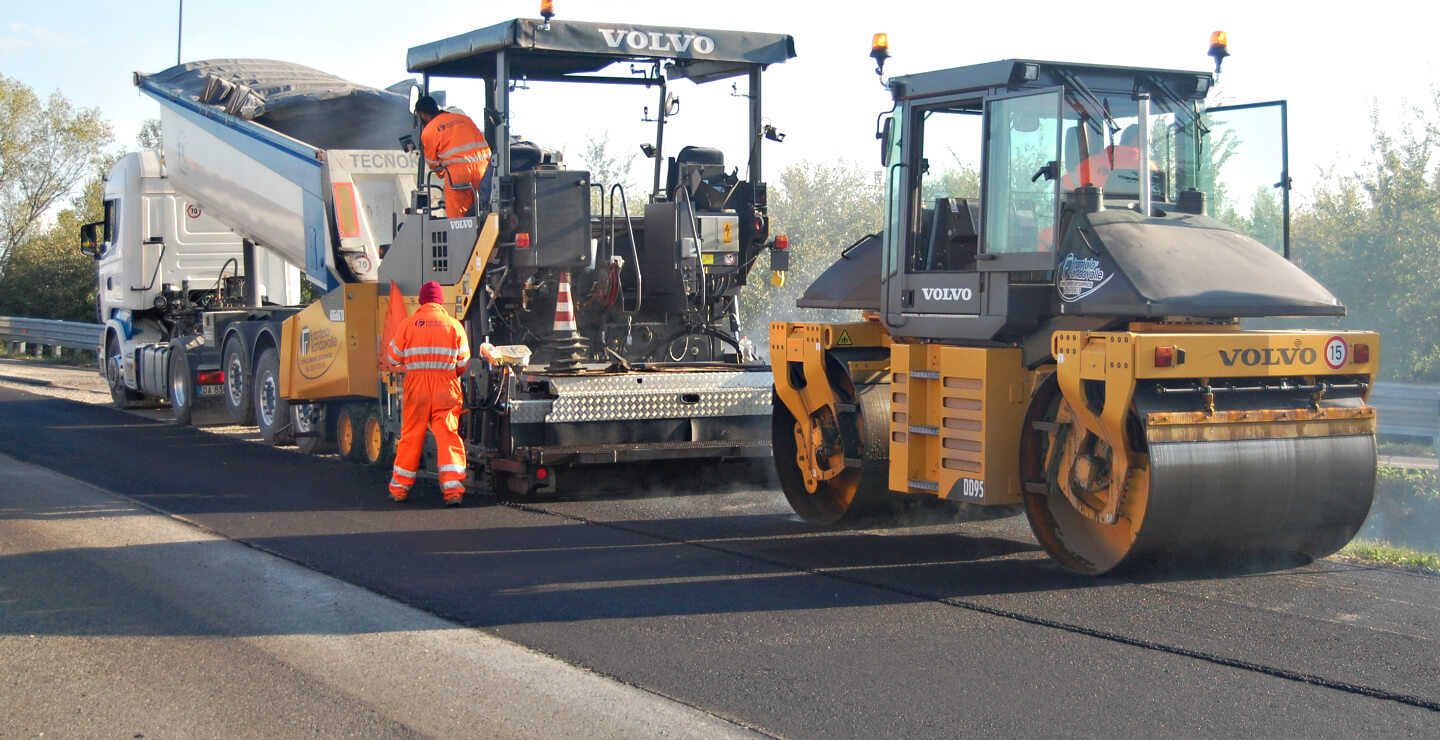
[389,370,468,501]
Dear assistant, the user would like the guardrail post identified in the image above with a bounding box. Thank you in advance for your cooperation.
[1434,399,1440,462]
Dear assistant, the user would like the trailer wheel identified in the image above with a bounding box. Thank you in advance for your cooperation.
[361,408,393,467]
[253,347,294,445]
[105,334,143,410]
[222,339,255,425]
[335,404,368,462]
[292,401,334,455]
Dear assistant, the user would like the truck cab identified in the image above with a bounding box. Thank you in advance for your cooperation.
[81,151,300,407]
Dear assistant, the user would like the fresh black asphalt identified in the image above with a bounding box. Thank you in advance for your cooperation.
[3,386,1436,736]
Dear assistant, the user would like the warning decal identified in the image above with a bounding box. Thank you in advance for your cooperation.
[837,330,853,346]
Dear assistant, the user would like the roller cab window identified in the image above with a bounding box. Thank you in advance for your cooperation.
[903,103,982,274]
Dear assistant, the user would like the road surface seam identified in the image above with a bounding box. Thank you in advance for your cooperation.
[503,500,1440,714]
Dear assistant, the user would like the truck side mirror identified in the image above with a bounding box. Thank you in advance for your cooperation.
[79,221,103,259]
[879,117,894,167]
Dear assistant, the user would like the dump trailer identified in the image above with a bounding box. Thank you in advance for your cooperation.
[771,46,1378,574]
[274,15,795,496]
[85,60,418,435]
[82,59,421,438]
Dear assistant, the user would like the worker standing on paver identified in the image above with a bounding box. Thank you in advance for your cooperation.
[416,95,491,219]
[385,281,471,505]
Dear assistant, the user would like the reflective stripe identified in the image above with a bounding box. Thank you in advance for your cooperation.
[442,481,465,491]
[441,142,489,158]
[438,464,466,474]
[440,144,491,166]
[400,346,462,358]
[389,481,412,492]
[392,464,417,478]
[405,361,461,370]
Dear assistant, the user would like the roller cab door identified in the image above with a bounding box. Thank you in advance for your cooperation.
[1200,101,1290,258]
[978,86,1064,273]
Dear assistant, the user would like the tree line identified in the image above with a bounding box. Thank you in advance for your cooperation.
[3,74,1437,381]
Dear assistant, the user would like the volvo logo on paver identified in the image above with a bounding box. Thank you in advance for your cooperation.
[599,28,716,54]
[1218,347,1318,366]
[920,287,973,301]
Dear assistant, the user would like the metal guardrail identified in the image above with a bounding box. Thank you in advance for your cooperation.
[1,314,1438,448]
[1372,381,1440,450]
[0,316,102,353]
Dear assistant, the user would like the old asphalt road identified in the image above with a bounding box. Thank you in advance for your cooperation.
[1,361,1438,736]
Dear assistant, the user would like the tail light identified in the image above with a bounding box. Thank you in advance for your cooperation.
[516,233,532,248]
[1354,343,1370,364]
[196,370,225,385]
[775,235,789,249]
[1153,346,1185,368]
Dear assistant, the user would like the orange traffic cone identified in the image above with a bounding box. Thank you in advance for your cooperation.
[547,271,586,372]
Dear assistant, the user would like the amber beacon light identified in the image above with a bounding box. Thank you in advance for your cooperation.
[1208,31,1229,73]
[871,33,890,76]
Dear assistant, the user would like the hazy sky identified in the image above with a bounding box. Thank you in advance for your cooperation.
[3,0,1434,200]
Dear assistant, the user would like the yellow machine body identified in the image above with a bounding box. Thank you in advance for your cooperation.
[889,343,1032,505]
[773,317,1380,572]
[279,282,380,401]
[279,213,498,402]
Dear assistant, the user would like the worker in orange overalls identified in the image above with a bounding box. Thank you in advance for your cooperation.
[416,95,491,219]
[385,281,471,505]
[1062,124,1148,192]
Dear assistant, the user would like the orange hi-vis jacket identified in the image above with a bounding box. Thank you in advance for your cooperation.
[422,111,491,219]
[384,302,471,501]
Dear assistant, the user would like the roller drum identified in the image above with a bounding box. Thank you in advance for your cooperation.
[1139,433,1375,560]
[1025,383,1377,575]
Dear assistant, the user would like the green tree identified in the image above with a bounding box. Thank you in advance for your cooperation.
[136,117,162,152]
[0,75,113,267]
[1293,98,1440,380]
[0,157,112,322]
[575,131,643,215]
[1244,185,1284,253]
[739,159,884,345]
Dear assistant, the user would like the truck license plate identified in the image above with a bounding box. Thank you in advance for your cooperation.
[197,385,224,396]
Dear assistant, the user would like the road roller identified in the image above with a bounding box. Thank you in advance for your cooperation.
[770,38,1379,574]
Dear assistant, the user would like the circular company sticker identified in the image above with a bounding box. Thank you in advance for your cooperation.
[186,204,202,219]
[1324,336,1348,370]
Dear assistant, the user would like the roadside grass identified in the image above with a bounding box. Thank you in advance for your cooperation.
[1339,540,1440,570]
[1343,466,1440,571]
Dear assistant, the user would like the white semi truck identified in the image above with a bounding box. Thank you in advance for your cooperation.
[82,59,418,437]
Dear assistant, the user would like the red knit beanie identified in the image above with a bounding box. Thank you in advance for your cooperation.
[418,281,443,305]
